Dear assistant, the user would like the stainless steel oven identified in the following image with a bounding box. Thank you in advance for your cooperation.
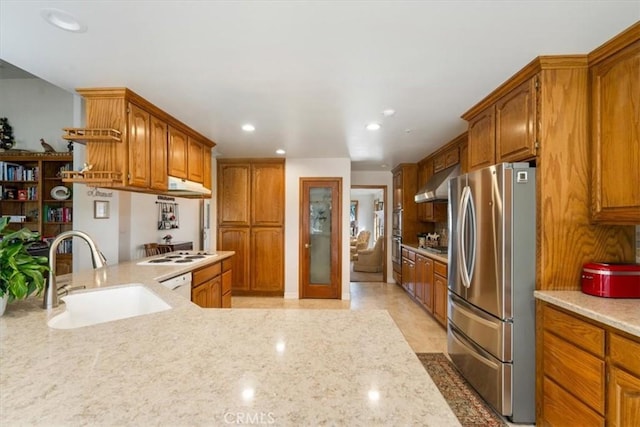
[392,209,402,237]
[391,236,402,265]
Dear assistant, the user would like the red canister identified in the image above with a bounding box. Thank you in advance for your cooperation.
[581,263,640,298]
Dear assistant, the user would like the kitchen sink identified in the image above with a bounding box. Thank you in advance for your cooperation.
[47,284,172,329]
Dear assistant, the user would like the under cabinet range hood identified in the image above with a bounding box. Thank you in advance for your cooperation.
[415,164,460,203]
[167,176,211,197]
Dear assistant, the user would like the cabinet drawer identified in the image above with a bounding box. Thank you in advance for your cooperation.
[434,261,447,278]
[543,377,604,427]
[610,333,640,377]
[193,262,221,285]
[543,330,605,414]
[402,248,415,261]
[222,258,232,272]
[542,304,605,357]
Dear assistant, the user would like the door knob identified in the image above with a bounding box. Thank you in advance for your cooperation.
[305,243,311,248]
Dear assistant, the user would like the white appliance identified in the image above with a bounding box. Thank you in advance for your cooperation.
[200,199,211,252]
[136,251,217,266]
[448,162,536,424]
[160,272,192,300]
[167,176,211,196]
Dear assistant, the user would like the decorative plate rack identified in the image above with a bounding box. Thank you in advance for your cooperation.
[61,128,122,144]
[60,170,124,186]
[156,200,179,230]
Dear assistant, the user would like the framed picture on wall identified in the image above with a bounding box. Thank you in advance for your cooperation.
[94,200,110,219]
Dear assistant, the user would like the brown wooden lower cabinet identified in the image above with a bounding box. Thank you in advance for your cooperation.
[538,302,640,426]
[432,271,447,327]
[401,247,446,329]
[422,256,434,311]
[191,258,233,308]
[414,254,426,302]
[608,332,640,426]
[218,226,283,296]
[221,259,232,308]
[401,248,415,296]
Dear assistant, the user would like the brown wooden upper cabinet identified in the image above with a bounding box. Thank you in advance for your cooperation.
[218,162,251,226]
[149,114,168,191]
[467,106,496,171]
[417,159,434,222]
[187,137,205,183]
[66,88,215,196]
[464,78,538,171]
[495,79,537,163]
[251,162,285,226]
[416,133,464,223]
[217,159,285,227]
[127,103,151,188]
[433,146,460,173]
[168,126,188,179]
[589,23,640,224]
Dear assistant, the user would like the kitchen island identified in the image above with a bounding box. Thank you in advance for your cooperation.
[0,254,460,426]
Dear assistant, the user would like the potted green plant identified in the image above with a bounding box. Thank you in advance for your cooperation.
[0,217,49,315]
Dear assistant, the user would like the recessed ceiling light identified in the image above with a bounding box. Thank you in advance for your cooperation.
[382,109,396,117]
[366,123,381,131]
[242,124,255,132]
[275,149,286,155]
[41,8,87,33]
[380,164,388,168]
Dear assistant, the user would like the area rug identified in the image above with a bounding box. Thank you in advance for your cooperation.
[416,353,508,427]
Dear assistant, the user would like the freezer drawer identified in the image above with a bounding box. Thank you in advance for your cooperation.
[449,292,512,361]
[448,322,512,417]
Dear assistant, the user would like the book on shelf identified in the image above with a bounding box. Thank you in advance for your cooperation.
[43,236,72,254]
[0,161,39,181]
[44,205,73,223]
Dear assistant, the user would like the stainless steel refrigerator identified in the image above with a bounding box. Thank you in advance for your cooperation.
[447,162,536,424]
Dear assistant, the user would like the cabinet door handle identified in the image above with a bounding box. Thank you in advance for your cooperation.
[304,243,311,249]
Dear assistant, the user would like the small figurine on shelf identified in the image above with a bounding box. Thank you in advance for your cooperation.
[40,138,56,152]
[79,163,93,175]
[162,234,172,244]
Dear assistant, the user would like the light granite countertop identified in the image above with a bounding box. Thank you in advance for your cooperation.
[535,290,640,338]
[0,253,460,426]
[401,243,449,264]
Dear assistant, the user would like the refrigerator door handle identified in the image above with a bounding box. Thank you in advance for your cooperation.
[456,186,469,288]
[467,187,477,285]
[457,186,476,288]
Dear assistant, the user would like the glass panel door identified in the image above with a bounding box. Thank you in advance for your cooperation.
[300,178,341,299]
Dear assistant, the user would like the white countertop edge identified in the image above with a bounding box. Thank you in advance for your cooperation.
[534,290,640,338]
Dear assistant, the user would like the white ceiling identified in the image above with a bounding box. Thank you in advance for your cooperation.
[1,1,638,171]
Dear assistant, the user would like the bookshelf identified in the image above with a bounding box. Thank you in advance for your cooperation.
[0,152,74,274]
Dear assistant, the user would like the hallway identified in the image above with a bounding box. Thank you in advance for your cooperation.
[232,282,448,354]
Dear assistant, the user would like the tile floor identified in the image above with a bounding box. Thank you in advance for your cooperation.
[232,281,448,354]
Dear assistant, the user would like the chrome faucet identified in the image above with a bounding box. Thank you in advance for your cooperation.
[43,230,106,309]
